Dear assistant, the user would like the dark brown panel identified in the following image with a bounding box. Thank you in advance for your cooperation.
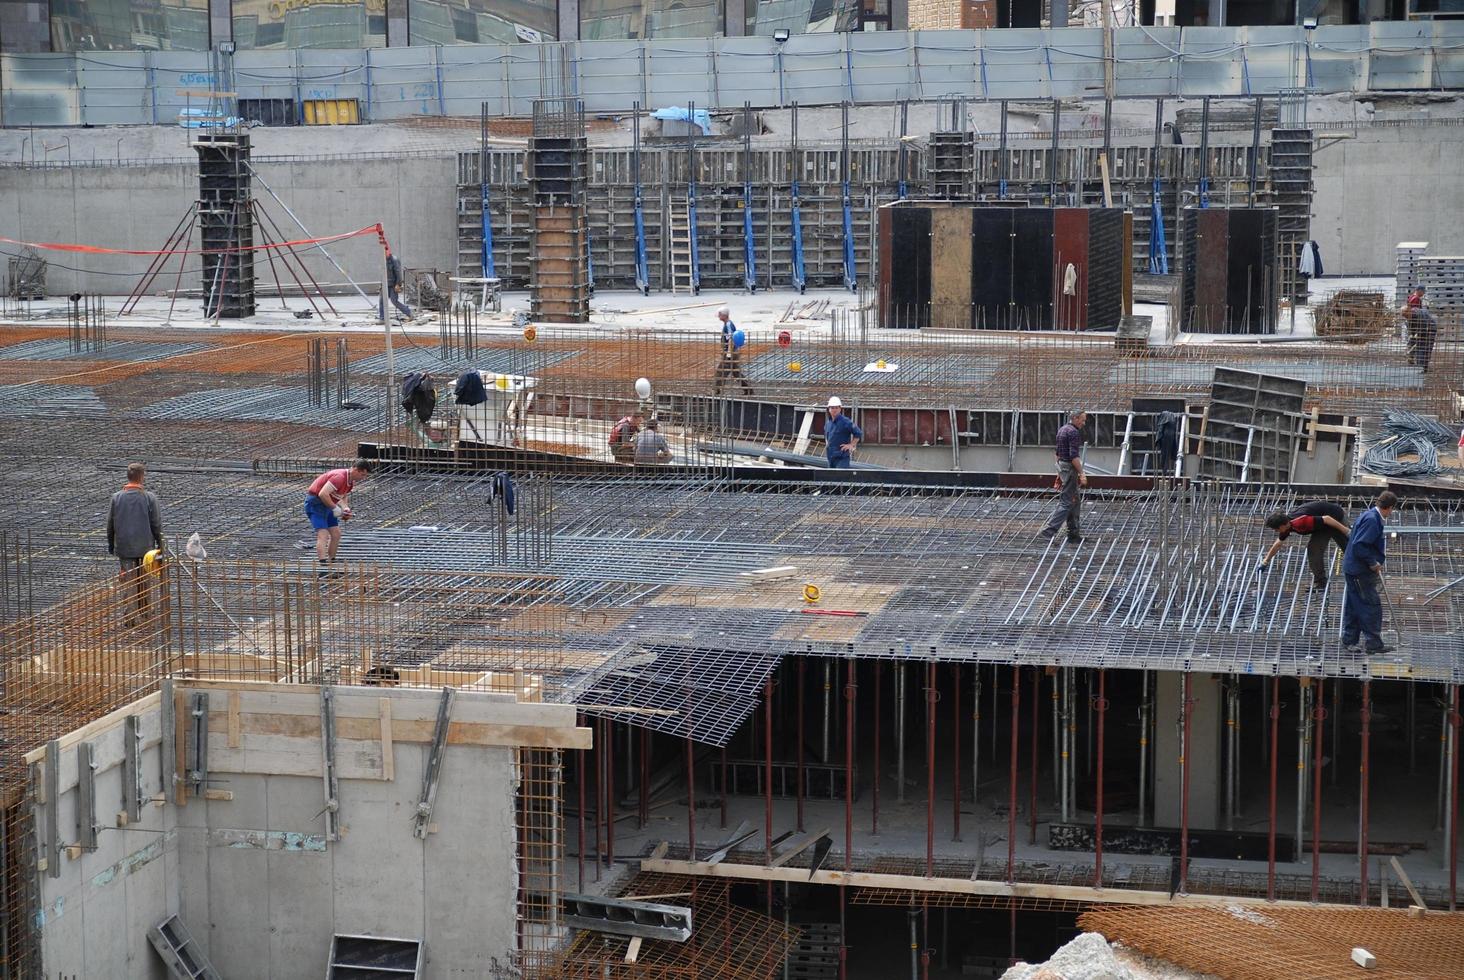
[1052,208,1089,330]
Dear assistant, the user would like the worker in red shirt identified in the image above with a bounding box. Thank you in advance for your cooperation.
[1401,285,1436,370]
[305,459,373,572]
[1259,500,1350,590]
[608,411,644,464]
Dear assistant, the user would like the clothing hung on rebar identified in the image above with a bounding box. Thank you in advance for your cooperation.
[453,369,487,406]
[400,371,436,424]
[1155,411,1181,469]
[1062,263,1078,296]
[490,470,516,515]
[1299,241,1324,279]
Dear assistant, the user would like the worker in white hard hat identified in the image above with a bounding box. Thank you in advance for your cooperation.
[712,305,754,398]
[824,396,862,469]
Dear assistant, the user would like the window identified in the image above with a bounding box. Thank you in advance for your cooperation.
[50,0,209,51]
[580,0,720,39]
[232,0,387,49]
[746,0,860,35]
[409,0,558,44]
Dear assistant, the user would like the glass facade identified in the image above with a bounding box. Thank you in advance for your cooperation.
[50,0,210,51]
[409,0,557,43]
[580,0,719,38]
[232,0,387,49]
[746,0,861,35]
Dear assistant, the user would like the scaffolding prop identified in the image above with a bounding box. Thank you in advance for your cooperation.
[790,102,807,295]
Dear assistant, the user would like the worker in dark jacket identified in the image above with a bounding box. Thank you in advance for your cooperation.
[382,249,413,319]
[107,462,164,626]
[1260,501,1350,589]
[1041,411,1087,544]
[824,396,861,468]
[1340,491,1397,653]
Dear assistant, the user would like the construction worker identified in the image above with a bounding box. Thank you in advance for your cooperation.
[382,248,413,320]
[106,462,164,626]
[824,396,861,469]
[305,459,373,573]
[633,418,674,465]
[1340,490,1398,654]
[609,411,644,464]
[1402,284,1436,370]
[1260,501,1351,589]
[712,306,753,397]
[1040,411,1087,544]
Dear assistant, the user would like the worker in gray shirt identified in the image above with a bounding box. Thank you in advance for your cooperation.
[107,462,164,625]
[633,418,674,465]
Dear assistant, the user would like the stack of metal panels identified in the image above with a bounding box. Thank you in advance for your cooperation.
[1395,241,1429,304]
[1416,254,1464,311]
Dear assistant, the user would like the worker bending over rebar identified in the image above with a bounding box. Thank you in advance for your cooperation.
[1259,501,1350,590]
[1340,490,1398,654]
[305,459,373,575]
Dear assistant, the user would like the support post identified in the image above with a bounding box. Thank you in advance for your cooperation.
[686,737,696,858]
[1267,676,1279,900]
[1360,680,1372,905]
[577,713,586,891]
[1095,669,1106,887]
[952,663,961,841]
[1029,667,1039,846]
[606,719,615,869]
[897,663,906,803]
[1297,680,1311,864]
[1139,670,1150,827]
[1007,666,1020,967]
[410,687,453,842]
[926,661,936,876]
[873,660,881,835]
[1451,684,1460,910]
[1312,679,1324,902]
[846,659,856,874]
[766,676,774,915]
[798,657,806,832]
[1179,673,1192,894]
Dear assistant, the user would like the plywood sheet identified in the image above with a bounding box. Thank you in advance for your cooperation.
[930,206,973,330]
[1052,208,1089,330]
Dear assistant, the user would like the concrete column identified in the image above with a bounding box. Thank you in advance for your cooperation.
[1154,671,1222,831]
[558,0,581,42]
[724,0,747,36]
[387,0,409,47]
[208,0,231,48]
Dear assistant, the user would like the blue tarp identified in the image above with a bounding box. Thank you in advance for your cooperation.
[651,106,712,136]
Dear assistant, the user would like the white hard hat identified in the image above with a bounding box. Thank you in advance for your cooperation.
[717,305,730,317]
[827,396,842,408]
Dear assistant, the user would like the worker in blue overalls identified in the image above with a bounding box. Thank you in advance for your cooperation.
[824,396,861,469]
[1340,490,1398,654]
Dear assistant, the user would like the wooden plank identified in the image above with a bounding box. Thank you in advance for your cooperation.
[1388,856,1428,910]
[227,692,242,749]
[179,679,578,728]
[22,692,161,764]
[770,828,830,868]
[637,856,1352,911]
[204,710,591,751]
[1306,406,1321,456]
[379,698,395,782]
[625,937,643,964]
[1098,153,1113,208]
[929,206,972,330]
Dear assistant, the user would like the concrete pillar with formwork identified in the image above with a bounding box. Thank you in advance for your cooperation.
[1154,671,1222,831]
[529,98,591,324]
[194,132,255,319]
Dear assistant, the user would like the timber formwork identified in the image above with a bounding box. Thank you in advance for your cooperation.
[456,140,1303,294]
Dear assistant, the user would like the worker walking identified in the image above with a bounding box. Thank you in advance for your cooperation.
[382,249,413,320]
[305,459,373,574]
[106,462,164,627]
[712,305,754,398]
[1041,411,1087,544]
[1260,501,1351,589]
[1340,490,1398,653]
[824,396,861,469]
[634,418,674,465]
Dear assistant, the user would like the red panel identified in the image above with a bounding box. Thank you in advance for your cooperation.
[935,411,953,445]
[916,411,937,446]
[1052,208,1090,330]
[898,410,919,444]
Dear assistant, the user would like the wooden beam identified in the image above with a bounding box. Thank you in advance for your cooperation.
[638,856,1382,911]
[203,709,589,751]
[1098,153,1113,208]
[625,937,643,964]
[227,692,242,749]
[1389,856,1428,910]
[22,692,160,764]
[379,698,395,782]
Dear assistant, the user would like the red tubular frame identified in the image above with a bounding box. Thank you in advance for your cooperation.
[1179,673,1192,895]
[1360,679,1371,906]
[797,657,806,832]
[873,661,881,835]
[1311,678,1325,902]
[1267,676,1279,901]
[1451,684,1460,911]
[1095,669,1106,887]
[686,736,696,858]
[953,663,962,841]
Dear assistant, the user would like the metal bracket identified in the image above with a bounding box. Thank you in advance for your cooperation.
[185,691,209,793]
[413,687,455,840]
[42,739,60,877]
[76,741,98,851]
[160,678,177,804]
[123,715,143,823]
[562,893,693,942]
[320,684,341,842]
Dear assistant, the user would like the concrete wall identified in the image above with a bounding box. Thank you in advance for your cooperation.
[1310,124,1464,276]
[33,693,178,980]
[0,155,459,298]
[31,683,582,980]
[1153,671,1221,831]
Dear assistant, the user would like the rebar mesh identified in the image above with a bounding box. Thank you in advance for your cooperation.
[1080,904,1464,980]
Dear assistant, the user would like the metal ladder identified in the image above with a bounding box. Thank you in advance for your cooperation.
[668,199,695,294]
[148,915,222,980]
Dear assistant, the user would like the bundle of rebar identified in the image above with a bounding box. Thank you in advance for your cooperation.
[1362,409,1460,477]
[1312,290,1392,343]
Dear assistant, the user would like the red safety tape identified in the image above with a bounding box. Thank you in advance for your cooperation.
[0,223,384,257]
